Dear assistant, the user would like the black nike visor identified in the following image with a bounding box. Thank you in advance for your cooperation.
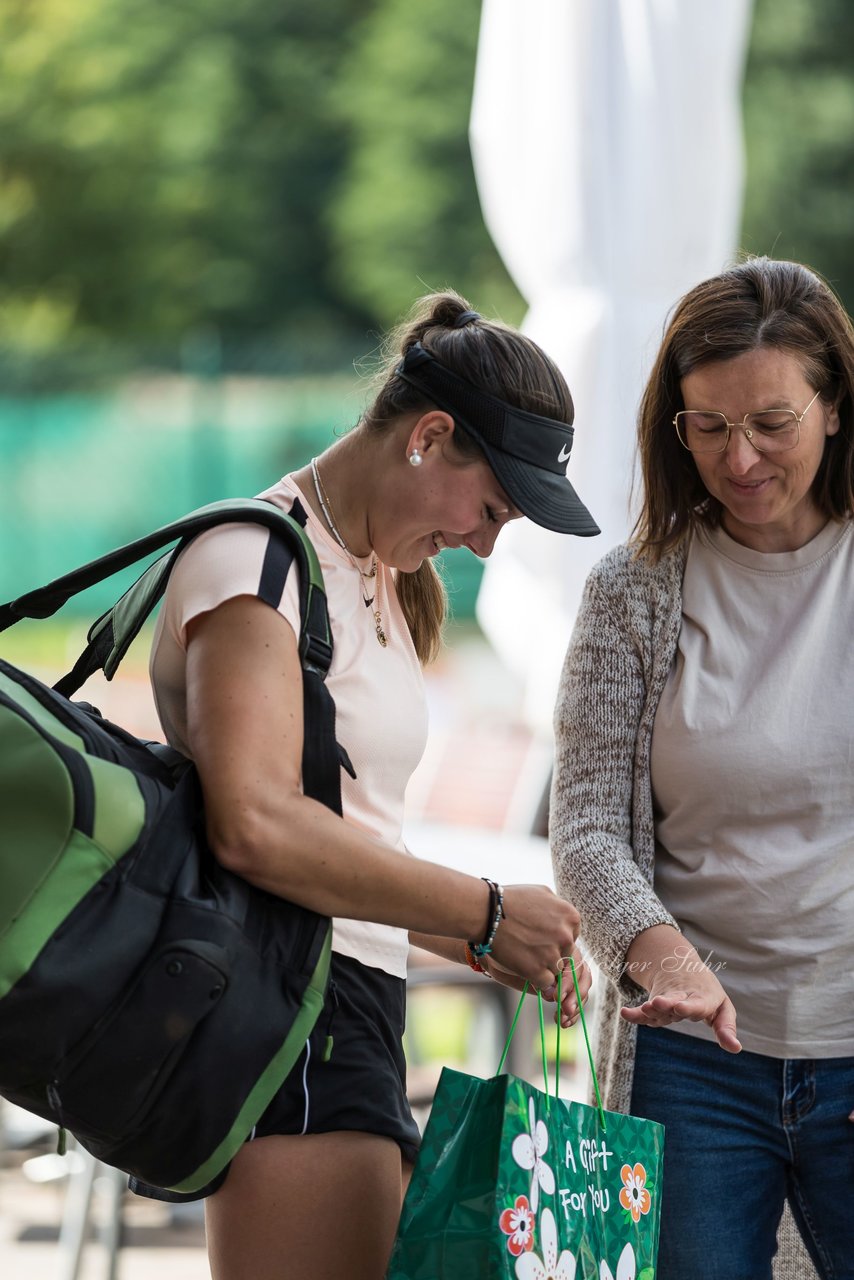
[395,343,600,536]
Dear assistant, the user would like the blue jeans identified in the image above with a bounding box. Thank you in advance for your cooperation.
[630,1025,854,1280]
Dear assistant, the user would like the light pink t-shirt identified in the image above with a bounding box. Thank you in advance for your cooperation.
[149,475,429,978]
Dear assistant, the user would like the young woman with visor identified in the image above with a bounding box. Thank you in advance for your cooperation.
[140,290,599,1280]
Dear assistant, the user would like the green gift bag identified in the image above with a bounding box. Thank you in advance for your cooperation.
[388,971,663,1280]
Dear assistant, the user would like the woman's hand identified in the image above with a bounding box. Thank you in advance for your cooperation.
[487,884,580,995]
[619,924,741,1053]
[556,950,593,1028]
[484,944,592,1028]
[412,887,582,1001]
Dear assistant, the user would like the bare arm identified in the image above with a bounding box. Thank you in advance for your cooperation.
[184,596,579,991]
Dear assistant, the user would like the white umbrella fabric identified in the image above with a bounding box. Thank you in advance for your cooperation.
[470,0,753,728]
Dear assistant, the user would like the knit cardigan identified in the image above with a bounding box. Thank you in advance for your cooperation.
[550,540,686,1112]
[549,537,816,1280]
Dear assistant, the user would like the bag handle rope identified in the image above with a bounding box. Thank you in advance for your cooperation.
[494,958,607,1130]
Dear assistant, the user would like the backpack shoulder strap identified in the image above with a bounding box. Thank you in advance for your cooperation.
[0,498,331,696]
[0,498,326,623]
[1,497,346,813]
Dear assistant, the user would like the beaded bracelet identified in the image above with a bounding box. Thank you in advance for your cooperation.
[464,941,488,975]
[468,877,505,960]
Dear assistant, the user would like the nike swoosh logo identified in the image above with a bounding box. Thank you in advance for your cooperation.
[557,443,572,464]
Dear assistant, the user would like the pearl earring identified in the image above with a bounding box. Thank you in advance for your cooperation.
[408,449,423,467]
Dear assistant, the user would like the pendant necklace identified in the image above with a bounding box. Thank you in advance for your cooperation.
[310,457,388,647]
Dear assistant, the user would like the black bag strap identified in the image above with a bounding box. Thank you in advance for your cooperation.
[0,498,345,810]
[0,498,331,688]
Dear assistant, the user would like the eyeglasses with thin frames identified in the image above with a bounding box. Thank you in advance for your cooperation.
[673,389,822,454]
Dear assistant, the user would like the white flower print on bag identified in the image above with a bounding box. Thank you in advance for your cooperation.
[600,1242,636,1280]
[514,1207,577,1280]
[511,1097,556,1214]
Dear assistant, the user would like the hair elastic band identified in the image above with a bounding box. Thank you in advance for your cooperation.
[453,310,481,328]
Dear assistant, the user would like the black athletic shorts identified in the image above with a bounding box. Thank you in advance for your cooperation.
[130,952,421,1202]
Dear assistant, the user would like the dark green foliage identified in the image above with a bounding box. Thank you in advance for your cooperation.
[741,0,854,307]
[0,0,375,371]
[327,0,523,327]
[1,0,853,376]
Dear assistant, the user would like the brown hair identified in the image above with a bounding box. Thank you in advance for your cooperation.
[633,256,854,560]
[363,289,574,662]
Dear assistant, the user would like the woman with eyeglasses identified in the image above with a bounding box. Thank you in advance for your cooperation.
[550,257,854,1279]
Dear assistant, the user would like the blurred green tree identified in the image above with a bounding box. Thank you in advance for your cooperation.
[328,0,523,329]
[0,0,374,369]
[2,0,854,373]
[741,0,854,307]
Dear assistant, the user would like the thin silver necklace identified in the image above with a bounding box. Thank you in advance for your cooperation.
[310,457,388,647]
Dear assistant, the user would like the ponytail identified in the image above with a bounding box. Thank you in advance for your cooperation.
[395,561,447,666]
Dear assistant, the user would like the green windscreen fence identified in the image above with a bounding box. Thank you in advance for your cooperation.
[0,379,484,622]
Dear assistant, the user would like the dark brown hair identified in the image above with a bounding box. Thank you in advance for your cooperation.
[363,289,574,662]
[633,257,854,560]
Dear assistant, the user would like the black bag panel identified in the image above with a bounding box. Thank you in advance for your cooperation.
[0,872,329,1183]
[48,940,230,1140]
[86,940,326,1186]
[0,924,325,1186]
[0,794,328,1084]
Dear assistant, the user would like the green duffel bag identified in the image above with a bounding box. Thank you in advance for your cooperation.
[0,497,346,1193]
